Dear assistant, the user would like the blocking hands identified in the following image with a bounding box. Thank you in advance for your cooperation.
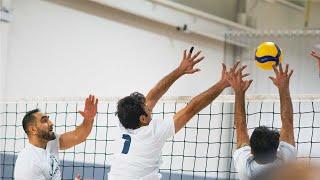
[269,63,293,90]
[178,47,205,75]
[79,95,98,122]
[222,61,252,92]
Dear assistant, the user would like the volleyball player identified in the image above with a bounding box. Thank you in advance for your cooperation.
[14,95,98,180]
[108,47,247,179]
[229,64,297,180]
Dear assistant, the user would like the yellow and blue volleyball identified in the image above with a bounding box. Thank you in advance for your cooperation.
[255,42,283,70]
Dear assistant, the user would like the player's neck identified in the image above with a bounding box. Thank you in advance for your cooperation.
[28,136,48,149]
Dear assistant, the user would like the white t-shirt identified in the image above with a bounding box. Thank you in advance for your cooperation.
[233,141,297,180]
[109,118,175,180]
[14,134,61,180]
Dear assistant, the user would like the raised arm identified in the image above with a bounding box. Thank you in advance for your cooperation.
[59,95,98,150]
[269,64,295,146]
[226,64,252,149]
[173,62,245,133]
[146,47,204,111]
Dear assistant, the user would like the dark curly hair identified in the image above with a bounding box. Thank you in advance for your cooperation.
[250,126,280,163]
[116,92,147,130]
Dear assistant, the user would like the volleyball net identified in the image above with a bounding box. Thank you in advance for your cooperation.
[1,95,320,180]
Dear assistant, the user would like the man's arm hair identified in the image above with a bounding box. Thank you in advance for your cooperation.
[279,87,295,146]
[225,64,252,149]
[59,95,98,150]
[173,62,244,133]
[146,48,204,110]
[269,64,295,146]
[234,92,250,148]
[146,68,184,111]
[173,81,226,133]
[59,120,94,150]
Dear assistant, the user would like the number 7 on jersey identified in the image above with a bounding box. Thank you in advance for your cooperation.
[121,134,131,154]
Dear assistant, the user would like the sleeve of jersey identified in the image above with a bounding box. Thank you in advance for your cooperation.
[151,119,175,142]
[47,133,60,156]
[278,141,297,161]
[233,146,251,172]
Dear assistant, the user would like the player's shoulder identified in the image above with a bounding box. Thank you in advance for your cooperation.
[278,141,295,150]
[16,145,42,164]
[233,145,251,158]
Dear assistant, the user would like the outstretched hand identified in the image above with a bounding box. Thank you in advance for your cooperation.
[269,63,293,90]
[79,95,98,122]
[178,47,204,74]
[311,50,320,61]
[220,61,250,88]
[226,70,252,94]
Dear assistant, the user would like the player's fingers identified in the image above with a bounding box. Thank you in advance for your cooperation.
[92,95,96,104]
[230,61,240,72]
[284,64,289,74]
[187,68,201,74]
[221,63,227,74]
[183,49,187,60]
[279,63,283,74]
[238,65,247,73]
[245,80,253,90]
[78,111,85,117]
[190,51,201,61]
[192,56,204,65]
[187,47,194,59]
[269,76,276,83]
[95,98,98,108]
[272,64,279,76]
[288,69,294,79]
[85,97,89,107]
[242,73,250,78]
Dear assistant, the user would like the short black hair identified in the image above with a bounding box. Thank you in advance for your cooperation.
[22,109,40,134]
[116,92,147,130]
[250,126,280,163]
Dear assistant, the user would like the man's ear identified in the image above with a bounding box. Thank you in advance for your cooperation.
[28,124,37,135]
[139,115,148,126]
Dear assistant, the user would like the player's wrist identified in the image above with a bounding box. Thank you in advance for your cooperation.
[278,85,290,93]
[235,90,245,96]
[175,67,186,76]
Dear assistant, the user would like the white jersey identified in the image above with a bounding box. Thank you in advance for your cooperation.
[233,141,297,180]
[109,118,175,180]
[14,134,61,180]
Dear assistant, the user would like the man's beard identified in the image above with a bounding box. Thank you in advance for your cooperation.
[37,129,56,141]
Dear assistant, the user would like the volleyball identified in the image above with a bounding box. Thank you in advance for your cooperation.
[255,42,283,70]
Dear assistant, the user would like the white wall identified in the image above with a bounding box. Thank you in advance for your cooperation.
[4,0,226,98]
[171,0,240,22]
[0,22,9,98]
[249,0,320,30]
[309,2,320,28]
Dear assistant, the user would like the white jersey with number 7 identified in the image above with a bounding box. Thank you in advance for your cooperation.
[108,118,175,180]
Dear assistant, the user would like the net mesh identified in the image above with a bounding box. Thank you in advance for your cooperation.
[1,96,320,180]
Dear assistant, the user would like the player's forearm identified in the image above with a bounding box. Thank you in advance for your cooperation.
[146,68,184,109]
[279,87,295,146]
[279,87,293,127]
[235,92,250,148]
[187,81,225,115]
[74,119,94,142]
[174,81,226,132]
